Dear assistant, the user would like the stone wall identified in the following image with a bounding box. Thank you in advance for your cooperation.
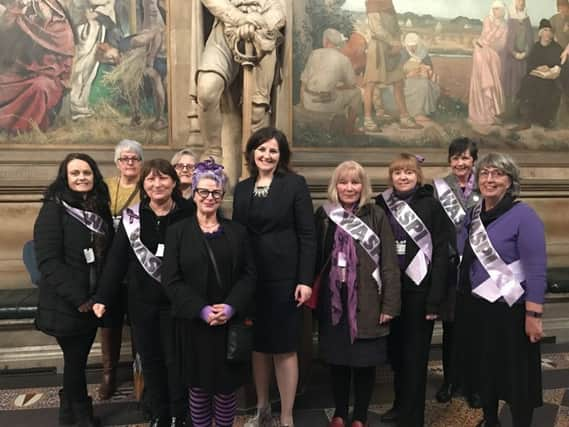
[0,2,567,290]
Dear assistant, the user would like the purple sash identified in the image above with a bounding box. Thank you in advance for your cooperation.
[323,203,382,293]
[123,204,162,283]
[382,188,432,285]
[468,202,525,306]
[433,178,467,226]
[61,201,106,235]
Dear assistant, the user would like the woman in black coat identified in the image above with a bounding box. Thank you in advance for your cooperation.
[93,159,194,427]
[233,127,316,427]
[34,153,113,427]
[162,159,256,427]
[376,153,450,427]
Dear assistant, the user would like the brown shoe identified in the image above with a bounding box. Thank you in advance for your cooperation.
[97,327,122,400]
[329,417,345,427]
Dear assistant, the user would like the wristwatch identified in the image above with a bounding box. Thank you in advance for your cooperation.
[526,310,543,318]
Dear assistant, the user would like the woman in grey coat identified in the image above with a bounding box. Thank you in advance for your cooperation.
[314,161,401,427]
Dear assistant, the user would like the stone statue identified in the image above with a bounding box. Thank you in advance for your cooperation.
[191,0,286,162]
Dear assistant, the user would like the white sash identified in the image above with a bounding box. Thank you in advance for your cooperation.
[433,178,467,226]
[382,188,432,285]
[468,203,525,306]
[323,203,383,293]
[123,204,162,283]
[61,200,106,235]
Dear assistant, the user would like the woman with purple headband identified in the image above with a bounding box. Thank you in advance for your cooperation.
[162,159,257,427]
[376,153,450,426]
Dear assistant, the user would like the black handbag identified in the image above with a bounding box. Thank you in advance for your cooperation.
[226,318,254,362]
[203,236,254,363]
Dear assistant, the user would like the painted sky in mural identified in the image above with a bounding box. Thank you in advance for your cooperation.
[342,0,556,24]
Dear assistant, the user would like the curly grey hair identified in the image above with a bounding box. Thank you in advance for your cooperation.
[114,139,143,163]
[476,152,521,197]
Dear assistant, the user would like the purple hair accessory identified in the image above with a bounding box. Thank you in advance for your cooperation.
[191,157,226,190]
[415,154,425,163]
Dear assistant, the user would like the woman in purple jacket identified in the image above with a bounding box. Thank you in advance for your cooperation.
[458,152,546,427]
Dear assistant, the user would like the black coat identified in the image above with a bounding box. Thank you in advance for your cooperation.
[162,217,257,320]
[232,172,316,285]
[95,197,194,319]
[376,185,449,314]
[34,198,113,336]
[162,217,257,388]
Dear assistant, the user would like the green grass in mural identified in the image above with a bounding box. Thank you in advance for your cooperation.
[89,64,156,115]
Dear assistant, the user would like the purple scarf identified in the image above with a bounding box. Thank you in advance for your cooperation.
[329,220,359,343]
[460,172,475,200]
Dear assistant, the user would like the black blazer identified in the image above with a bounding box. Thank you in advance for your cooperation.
[376,185,450,314]
[162,217,257,320]
[34,199,113,336]
[232,173,316,285]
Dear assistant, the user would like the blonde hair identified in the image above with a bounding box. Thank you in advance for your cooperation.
[388,153,424,186]
[327,161,373,206]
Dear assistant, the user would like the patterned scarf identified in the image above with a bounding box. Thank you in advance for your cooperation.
[329,215,359,343]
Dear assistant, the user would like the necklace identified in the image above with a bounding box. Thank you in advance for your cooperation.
[253,179,272,198]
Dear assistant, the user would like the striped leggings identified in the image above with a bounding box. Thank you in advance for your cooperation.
[190,387,237,427]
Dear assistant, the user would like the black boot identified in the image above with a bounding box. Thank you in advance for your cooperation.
[58,389,75,426]
[380,406,398,423]
[72,397,101,427]
[435,383,453,403]
[150,417,173,427]
[468,393,483,409]
[170,416,186,427]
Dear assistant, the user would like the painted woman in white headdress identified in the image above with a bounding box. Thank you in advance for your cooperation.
[468,0,509,127]
[379,32,441,124]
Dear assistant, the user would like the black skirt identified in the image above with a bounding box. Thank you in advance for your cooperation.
[455,292,542,408]
[318,282,387,367]
[253,279,301,354]
[186,319,248,394]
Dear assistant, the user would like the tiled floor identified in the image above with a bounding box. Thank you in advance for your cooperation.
[1,343,569,426]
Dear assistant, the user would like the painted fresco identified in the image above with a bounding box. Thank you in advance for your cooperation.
[0,0,168,145]
[293,0,569,150]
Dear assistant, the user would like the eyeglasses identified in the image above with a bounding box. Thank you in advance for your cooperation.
[175,163,195,171]
[479,168,507,179]
[118,157,141,164]
[195,188,224,200]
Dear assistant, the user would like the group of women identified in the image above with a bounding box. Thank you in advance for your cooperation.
[33,127,546,427]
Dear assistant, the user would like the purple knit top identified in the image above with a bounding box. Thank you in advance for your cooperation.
[465,202,547,305]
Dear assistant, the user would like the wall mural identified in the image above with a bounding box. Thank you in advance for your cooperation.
[293,0,569,151]
[0,0,168,145]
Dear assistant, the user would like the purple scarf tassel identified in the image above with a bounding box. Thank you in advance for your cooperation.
[329,225,359,343]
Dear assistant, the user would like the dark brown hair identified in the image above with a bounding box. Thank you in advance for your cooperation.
[138,158,181,200]
[245,127,292,176]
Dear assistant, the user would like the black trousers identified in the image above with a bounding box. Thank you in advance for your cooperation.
[56,329,97,402]
[387,291,434,427]
[131,303,188,420]
[442,321,454,385]
[330,365,376,423]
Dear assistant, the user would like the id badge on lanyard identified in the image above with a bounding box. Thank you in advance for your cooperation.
[113,216,121,231]
[395,240,406,256]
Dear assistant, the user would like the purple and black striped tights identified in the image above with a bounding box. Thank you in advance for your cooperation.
[189,387,237,427]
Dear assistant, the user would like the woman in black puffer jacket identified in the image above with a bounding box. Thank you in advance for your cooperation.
[34,153,113,426]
